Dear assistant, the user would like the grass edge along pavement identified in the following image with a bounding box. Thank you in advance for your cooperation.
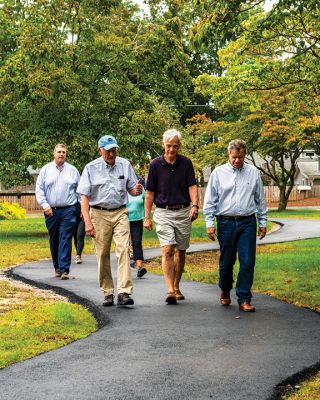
[145,236,320,400]
[0,270,99,369]
[147,238,320,400]
[1,209,320,400]
[0,215,99,370]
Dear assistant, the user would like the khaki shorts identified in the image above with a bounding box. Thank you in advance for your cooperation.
[153,206,191,250]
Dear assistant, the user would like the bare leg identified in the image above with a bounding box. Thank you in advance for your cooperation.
[174,249,185,291]
[161,245,175,293]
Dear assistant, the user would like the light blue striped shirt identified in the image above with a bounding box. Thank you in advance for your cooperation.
[77,156,137,208]
[203,162,267,228]
[35,161,80,209]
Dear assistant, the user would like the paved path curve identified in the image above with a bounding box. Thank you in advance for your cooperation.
[1,218,320,400]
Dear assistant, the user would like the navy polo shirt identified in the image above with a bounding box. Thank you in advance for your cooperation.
[146,154,197,206]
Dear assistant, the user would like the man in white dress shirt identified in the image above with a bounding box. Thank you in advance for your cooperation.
[36,144,80,280]
[77,135,142,307]
[203,139,267,312]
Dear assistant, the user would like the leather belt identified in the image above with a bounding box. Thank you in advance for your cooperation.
[91,205,126,212]
[218,214,254,221]
[156,204,190,210]
[52,204,76,209]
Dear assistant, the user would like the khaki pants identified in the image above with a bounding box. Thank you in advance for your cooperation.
[90,207,132,296]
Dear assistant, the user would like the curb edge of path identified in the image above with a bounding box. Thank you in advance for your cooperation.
[5,267,110,329]
[268,361,320,400]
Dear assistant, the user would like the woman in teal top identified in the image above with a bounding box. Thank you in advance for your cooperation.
[127,188,147,278]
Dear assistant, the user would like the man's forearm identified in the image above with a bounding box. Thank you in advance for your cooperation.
[189,185,199,207]
[81,195,91,223]
[144,191,154,218]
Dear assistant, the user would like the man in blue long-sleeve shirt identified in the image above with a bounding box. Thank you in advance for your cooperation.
[36,143,80,280]
[203,139,267,312]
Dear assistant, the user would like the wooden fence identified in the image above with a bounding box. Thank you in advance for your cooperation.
[0,193,42,212]
[263,185,320,203]
[0,185,320,212]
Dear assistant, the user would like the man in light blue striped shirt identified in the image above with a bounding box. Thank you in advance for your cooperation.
[203,139,267,312]
[36,143,80,280]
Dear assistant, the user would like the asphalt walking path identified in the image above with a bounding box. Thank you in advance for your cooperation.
[1,218,320,400]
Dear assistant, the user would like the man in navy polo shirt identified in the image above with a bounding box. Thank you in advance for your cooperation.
[144,128,199,304]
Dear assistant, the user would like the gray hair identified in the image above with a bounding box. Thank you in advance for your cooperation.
[163,128,182,143]
[228,139,246,153]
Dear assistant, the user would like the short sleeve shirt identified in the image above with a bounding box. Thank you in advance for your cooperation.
[146,154,197,206]
[77,156,137,208]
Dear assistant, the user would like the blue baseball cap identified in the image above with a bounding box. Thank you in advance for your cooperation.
[98,135,119,150]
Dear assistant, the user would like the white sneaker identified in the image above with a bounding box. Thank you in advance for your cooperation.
[74,255,82,264]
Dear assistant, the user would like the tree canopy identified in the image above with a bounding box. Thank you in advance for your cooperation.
[191,1,320,209]
[0,0,191,185]
[1,0,319,211]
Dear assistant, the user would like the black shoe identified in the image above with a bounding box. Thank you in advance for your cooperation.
[102,295,114,307]
[130,260,136,268]
[137,267,147,278]
[117,293,134,306]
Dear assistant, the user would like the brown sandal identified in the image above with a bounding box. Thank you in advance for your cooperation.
[174,290,185,300]
[165,292,177,304]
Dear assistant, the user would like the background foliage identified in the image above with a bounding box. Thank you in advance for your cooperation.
[0,0,319,210]
[0,202,26,220]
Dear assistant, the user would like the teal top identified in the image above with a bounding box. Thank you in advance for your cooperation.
[127,190,145,222]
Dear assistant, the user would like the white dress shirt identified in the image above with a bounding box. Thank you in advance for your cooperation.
[203,162,267,228]
[35,161,80,210]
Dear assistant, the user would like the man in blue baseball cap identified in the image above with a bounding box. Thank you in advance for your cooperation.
[98,135,119,150]
[77,135,143,307]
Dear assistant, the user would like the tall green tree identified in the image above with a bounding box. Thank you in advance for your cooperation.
[193,5,320,210]
[0,0,192,187]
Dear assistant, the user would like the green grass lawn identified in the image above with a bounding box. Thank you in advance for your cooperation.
[268,209,320,219]
[0,216,97,369]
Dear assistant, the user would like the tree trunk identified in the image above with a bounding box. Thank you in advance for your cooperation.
[278,185,288,211]
[277,182,295,211]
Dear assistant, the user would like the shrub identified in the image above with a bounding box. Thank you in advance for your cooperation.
[0,202,27,220]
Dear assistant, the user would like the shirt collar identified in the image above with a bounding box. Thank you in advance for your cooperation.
[54,162,65,170]
[102,156,117,169]
[160,154,180,167]
[227,161,246,173]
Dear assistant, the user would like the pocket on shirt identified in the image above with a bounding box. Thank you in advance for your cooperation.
[116,177,126,193]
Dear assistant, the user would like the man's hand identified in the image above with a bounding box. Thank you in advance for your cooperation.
[85,221,96,238]
[207,227,216,241]
[258,226,267,240]
[189,206,198,222]
[130,180,143,196]
[144,216,153,231]
[44,206,53,216]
